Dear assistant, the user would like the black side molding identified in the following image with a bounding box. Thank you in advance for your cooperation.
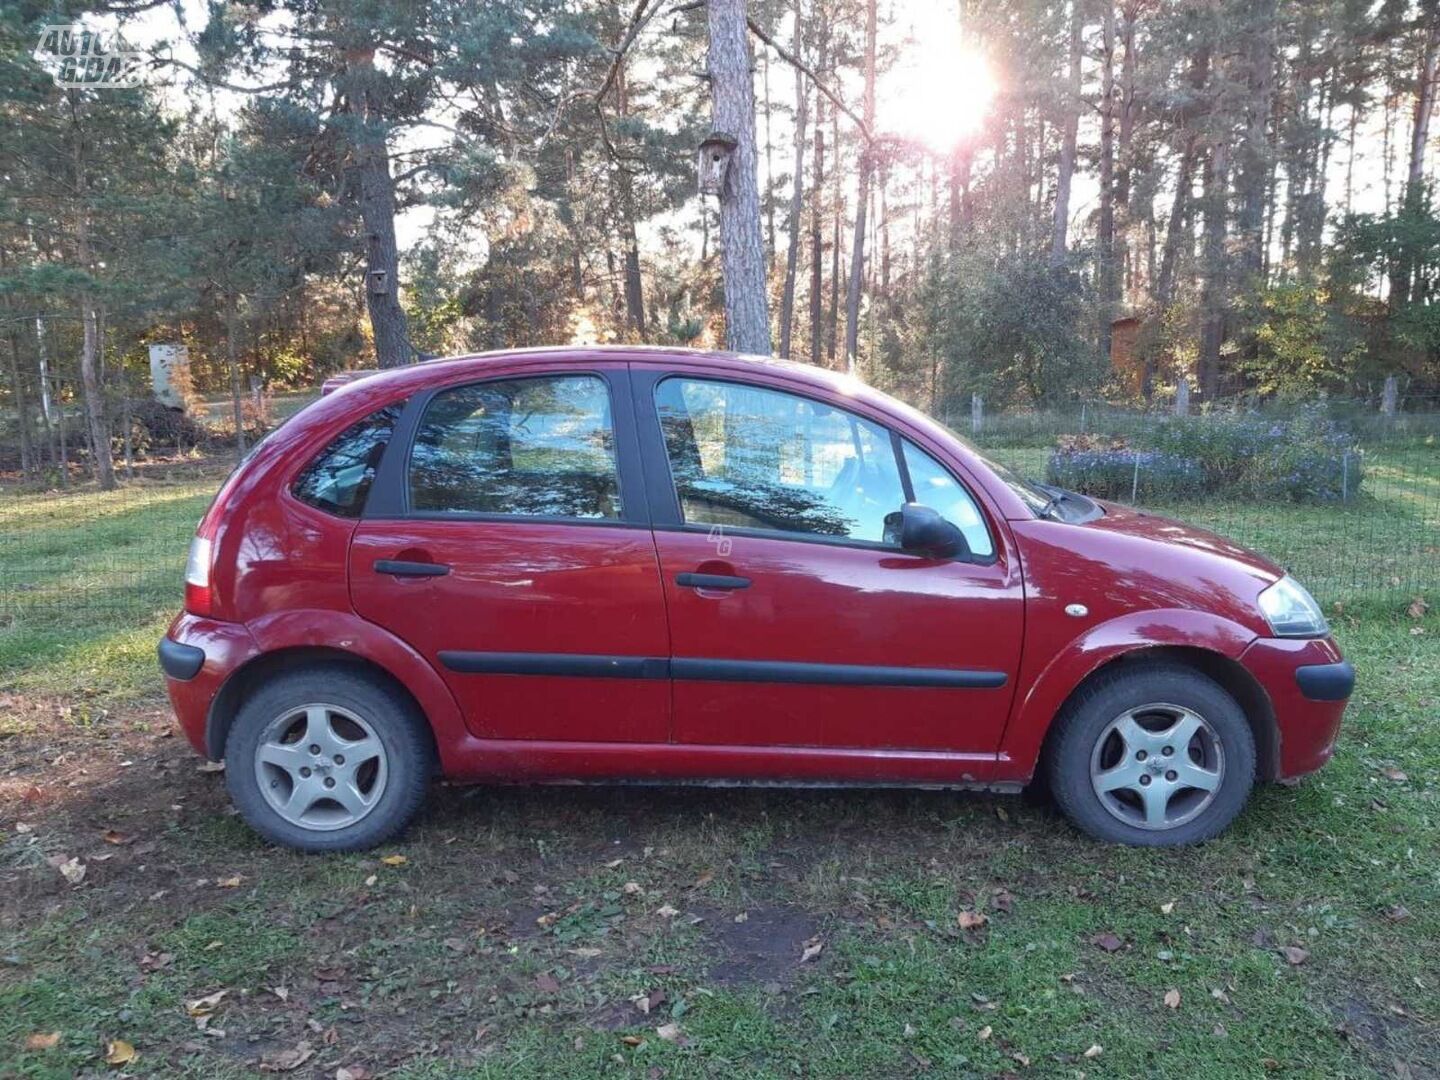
[671,658,1007,689]
[1295,660,1355,702]
[437,651,1007,690]
[439,651,669,680]
[158,637,205,681]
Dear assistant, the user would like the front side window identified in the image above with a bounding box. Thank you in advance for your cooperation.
[291,404,401,518]
[902,441,995,558]
[655,377,906,542]
[408,375,621,519]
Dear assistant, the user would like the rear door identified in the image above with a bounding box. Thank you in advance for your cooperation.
[349,363,670,743]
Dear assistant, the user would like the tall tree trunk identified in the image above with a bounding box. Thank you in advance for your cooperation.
[828,72,841,362]
[1097,0,1118,362]
[343,46,411,369]
[1408,4,1440,199]
[1198,138,1230,401]
[808,9,827,365]
[706,0,772,354]
[226,290,247,460]
[842,0,877,375]
[1050,0,1084,267]
[778,0,808,360]
[70,102,114,491]
[762,47,776,265]
[1235,2,1275,287]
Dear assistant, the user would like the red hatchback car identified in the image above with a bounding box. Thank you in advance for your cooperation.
[160,347,1353,851]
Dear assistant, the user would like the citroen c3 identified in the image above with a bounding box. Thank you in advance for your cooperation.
[158,347,1354,851]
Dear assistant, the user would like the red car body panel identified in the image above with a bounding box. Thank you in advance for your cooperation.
[162,347,1351,791]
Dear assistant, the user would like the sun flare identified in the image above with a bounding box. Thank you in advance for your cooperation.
[879,6,994,152]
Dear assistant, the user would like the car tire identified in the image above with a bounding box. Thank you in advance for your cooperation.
[224,665,434,852]
[1046,662,1256,846]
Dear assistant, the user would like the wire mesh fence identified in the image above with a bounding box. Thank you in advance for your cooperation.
[0,390,1436,692]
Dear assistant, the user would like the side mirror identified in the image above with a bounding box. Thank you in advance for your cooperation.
[884,503,970,559]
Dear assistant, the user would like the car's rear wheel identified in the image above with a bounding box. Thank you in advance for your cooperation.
[224,666,433,852]
[1046,663,1256,846]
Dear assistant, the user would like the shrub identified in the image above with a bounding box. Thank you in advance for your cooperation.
[1043,408,1364,503]
[1045,448,1207,501]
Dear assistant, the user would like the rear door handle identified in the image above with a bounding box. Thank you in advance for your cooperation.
[374,559,450,578]
[676,572,751,590]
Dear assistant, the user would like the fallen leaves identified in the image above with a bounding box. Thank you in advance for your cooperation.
[185,989,228,1017]
[1381,767,1409,783]
[259,1040,315,1072]
[1160,900,1176,915]
[104,1039,136,1066]
[1279,945,1310,966]
[977,1025,993,1041]
[800,937,824,963]
[378,854,407,866]
[101,829,133,846]
[956,910,989,931]
[655,904,680,919]
[24,1031,60,1050]
[1385,904,1412,923]
[1090,931,1124,953]
[196,761,225,773]
[655,1022,682,1042]
[534,972,561,994]
[1084,1043,1103,1059]
[216,875,244,889]
[47,855,85,886]
[1164,988,1182,1009]
[1406,596,1428,620]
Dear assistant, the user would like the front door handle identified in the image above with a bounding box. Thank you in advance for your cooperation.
[375,559,450,578]
[676,572,751,590]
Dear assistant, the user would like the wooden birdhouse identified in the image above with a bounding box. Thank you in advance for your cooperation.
[368,269,389,295]
[697,131,738,197]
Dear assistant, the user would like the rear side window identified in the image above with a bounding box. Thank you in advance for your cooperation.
[291,405,401,518]
[407,375,622,519]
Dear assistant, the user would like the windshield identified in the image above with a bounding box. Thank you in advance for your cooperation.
[932,420,1055,516]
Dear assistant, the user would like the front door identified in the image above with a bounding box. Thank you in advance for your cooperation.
[637,371,1023,753]
[350,366,670,743]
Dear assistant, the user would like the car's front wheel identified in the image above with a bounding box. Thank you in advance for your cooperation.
[224,666,433,852]
[1046,663,1256,846]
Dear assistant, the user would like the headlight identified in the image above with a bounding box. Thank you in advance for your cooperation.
[1257,575,1329,637]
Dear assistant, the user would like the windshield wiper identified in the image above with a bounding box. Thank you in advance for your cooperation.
[1036,485,1069,521]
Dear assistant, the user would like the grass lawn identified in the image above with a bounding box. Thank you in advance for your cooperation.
[0,454,1437,1078]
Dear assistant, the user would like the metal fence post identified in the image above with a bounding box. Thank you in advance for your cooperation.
[971,394,983,436]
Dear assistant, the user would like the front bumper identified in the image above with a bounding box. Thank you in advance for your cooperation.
[1239,636,1352,779]
[160,612,260,758]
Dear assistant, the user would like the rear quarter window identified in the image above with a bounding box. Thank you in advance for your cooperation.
[291,404,402,518]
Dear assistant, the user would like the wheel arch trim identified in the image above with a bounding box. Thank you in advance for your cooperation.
[207,610,465,767]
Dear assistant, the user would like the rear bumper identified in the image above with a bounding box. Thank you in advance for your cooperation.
[1240,636,1352,779]
[160,612,260,759]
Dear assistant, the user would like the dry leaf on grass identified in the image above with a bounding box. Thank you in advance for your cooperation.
[656,1022,682,1042]
[1382,767,1409,782]
[185,990,227,1017]
[1406,597,1428,620]
[260,1040,315,1072]
[379,854,407,866]
[25,1032,60,1050]
[1279,945,1310,966]
[977,1025,992,1041]
[335,1068,370,1080]
[197,761,225,773]
[1091,932,1124,952]
[655,904,680,918]
[957,910,989,931]
[101,829,133,846]
[1084,1044,1103,1059]
[800,937,824,963]
[105,1039,136,1066]
[216,875,244,888]
[1164,989,1181,1009]
[1160,901,1176,915]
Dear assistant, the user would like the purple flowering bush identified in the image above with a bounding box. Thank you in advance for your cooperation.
[1044,408,1364,503]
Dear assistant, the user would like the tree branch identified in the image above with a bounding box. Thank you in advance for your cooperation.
[746,16,872,144]
[596,0,662,103]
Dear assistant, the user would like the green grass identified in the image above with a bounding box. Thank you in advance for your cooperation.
[0,440,1437,1076]
[0,474,222,706]
[1,611,1435,1077]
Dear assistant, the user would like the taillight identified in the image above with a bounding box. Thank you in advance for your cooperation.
[184,535,214,616]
